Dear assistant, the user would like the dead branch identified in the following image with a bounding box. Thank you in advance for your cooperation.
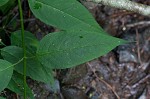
[88,0,150,16]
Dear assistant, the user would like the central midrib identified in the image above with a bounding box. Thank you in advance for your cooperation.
[37,42,106,57]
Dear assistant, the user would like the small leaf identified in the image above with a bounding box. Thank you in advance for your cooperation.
[0,59,13,92]
[11,30,39,54]
[1,46,54,83]
[28,0,103,33]
[7,72,34,99]
[0,0,9,6]
[37,30,126,69]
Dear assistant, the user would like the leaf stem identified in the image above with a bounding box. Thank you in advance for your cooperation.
[17,0,27,98]
[0,58,24,72]
[13,58,24,66]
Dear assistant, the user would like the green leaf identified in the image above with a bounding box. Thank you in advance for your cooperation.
[0,59,13,92]
[0,0,16,15]
[37,30,126,69]
[28,0,104,33]
[11,30,39,54]
[0,0,9,6]
[1,46,54,83]
[7,72,34,99]
[0,97,6,99]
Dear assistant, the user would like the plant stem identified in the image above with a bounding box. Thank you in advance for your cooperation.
[17,0,27,98]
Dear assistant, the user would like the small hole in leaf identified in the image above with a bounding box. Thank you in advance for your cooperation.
[34,2,42,9]
[79,36,83,38]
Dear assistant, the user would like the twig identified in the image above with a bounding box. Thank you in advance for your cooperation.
[110,11,135,18]
[17,18,36,22]
[132,74,150,88]
[88,0,150,16]
[126,21,150,28]
[86,62,120,99]
[136,29,142,64]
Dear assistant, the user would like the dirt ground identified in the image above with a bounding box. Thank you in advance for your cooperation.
[0,0,150,99]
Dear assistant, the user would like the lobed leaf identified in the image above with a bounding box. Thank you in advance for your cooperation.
[37,30,126,69]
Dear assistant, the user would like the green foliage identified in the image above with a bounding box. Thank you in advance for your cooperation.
[11,30,39,54]
[0,0,9,6]
[0,0,17,14]
[0,97,6,99]
[0,0,126,98]
[0,59,13,92]
[37,30,125,69]
[1,46,54,83]
[28,0,104,33]
[7,72,34,99]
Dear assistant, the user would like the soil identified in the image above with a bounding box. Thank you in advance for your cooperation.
[0,0,150,99]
